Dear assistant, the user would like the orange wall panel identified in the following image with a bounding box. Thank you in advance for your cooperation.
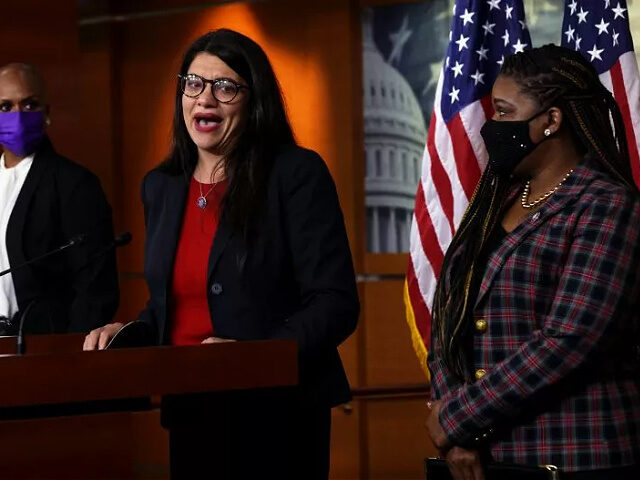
[362,280,428,386]
[115,276,150,325]
[365,397,438,479]
[0,1,90,175]
[331,403,362,480]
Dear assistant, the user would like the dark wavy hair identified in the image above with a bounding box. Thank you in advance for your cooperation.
[160,29,295,231]
[432,44,639,382]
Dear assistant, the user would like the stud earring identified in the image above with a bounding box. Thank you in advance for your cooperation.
[45,118,51,126]
[544,128,552,137]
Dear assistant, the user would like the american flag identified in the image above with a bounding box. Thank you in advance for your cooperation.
[405,0,531,378]
[561,0,640,187]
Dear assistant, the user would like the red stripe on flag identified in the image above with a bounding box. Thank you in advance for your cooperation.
[406,260,432,349]
[610,61,640,187]
[447,114,482,200]
[414,181,445,279]
[427,112,455,234]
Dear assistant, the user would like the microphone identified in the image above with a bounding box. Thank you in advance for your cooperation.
[0,233,87,278]
[113,231,132,247]
[13,231,132,354]
[79,231,132,269]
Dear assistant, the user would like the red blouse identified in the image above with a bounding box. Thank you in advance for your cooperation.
[169,176,227,346]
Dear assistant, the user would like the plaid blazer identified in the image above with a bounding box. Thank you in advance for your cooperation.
[428,158,640,472]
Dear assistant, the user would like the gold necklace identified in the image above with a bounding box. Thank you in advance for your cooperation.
[520,169,574,209]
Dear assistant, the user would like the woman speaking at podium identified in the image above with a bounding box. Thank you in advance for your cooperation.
[84,29,359,479]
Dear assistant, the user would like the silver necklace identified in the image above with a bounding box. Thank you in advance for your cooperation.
[521,169,574,209]
[196,179,216,210]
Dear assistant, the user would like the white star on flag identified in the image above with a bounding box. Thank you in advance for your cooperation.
[565,25,575,42]
[577,7,589,24]
[502,29,510,46]
[487,0,501,11]
[455,33,470,51]
[513,38,528,53]
[497,55,505,66]
[595,18,610,35]
[460,8,475,26]
[587,44,605,61]
[575,36,583,50]
[560,0,640,190]
[476,45,489,61]
[519,20,527,30]
[569,0,578,15]
[505,5,513,19]
[482,21,496,36]
[448,86,460,104]
[612,3,627,19]
[451,60,464,78]
[470,69,485,85]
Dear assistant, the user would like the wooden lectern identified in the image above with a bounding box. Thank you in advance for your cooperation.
[0,334,297,479]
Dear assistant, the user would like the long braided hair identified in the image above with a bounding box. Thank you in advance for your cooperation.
[432,44,639,382]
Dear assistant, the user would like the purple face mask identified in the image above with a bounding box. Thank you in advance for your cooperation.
[0,111,46,157]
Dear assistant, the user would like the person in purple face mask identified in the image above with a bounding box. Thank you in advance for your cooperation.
[0,63,119,334]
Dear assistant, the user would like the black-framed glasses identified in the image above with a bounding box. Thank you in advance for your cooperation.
[178,73,249,103]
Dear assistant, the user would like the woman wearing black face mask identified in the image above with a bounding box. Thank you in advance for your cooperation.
[425,45,640,480]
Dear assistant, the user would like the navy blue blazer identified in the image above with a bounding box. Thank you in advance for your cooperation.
[138,145,359,407]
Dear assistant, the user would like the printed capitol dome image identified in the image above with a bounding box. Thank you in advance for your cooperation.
[363,9,426,254]
[362,1,573,255]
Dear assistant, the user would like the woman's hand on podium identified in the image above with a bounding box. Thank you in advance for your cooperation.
[201,337,236,344]
[83,322,124,350]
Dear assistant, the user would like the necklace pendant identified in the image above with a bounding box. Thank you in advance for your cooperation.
[196,196,208,209]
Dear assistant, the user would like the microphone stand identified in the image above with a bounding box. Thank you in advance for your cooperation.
[16,300,37,355]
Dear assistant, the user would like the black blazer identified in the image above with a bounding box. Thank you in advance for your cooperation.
[6,138,119,333]
[139,145,359,407]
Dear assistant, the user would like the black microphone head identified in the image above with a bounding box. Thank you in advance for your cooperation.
[114,232,132,247]
[68,233,88,246]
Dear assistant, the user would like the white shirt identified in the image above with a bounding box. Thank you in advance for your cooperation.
[0,153,34,318]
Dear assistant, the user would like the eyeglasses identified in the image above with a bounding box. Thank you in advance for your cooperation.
[178,73,249,103]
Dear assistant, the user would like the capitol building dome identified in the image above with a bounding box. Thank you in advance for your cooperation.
[363,11,426,253]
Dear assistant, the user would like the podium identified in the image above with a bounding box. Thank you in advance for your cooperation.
[0,334,298,479]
